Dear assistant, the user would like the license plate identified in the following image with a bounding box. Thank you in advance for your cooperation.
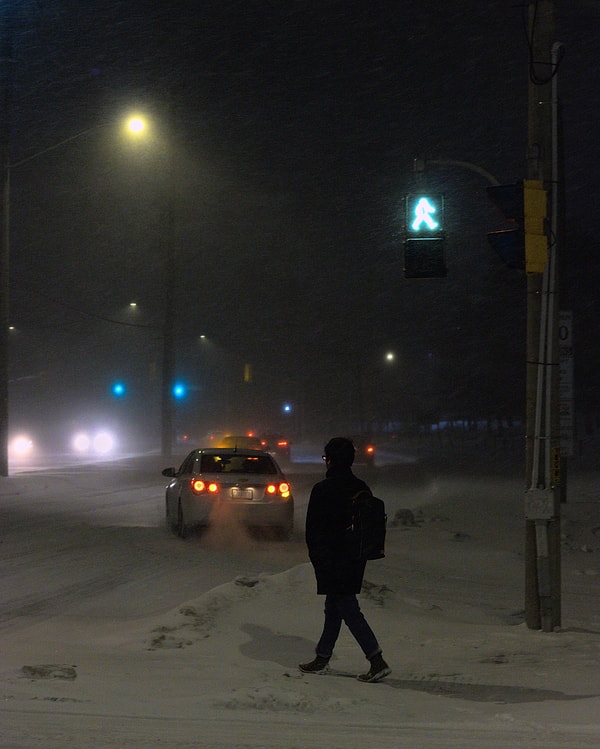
[231,488,253,499]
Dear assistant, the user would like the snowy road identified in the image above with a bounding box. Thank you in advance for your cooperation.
[0,449,430,631]
[0,454,314,630]
[1,449,599,748]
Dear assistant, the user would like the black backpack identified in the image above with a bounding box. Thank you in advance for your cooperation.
[345,489,387,561]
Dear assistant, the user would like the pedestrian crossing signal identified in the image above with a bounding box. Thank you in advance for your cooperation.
[404,238,446,278]
[406,194,444,237]
[404,194,446,277]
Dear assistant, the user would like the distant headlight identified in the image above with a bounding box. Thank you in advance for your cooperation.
[72,432,91,453]
[71,430,116,455]
[9,434,33,456]
[93,431,115,454]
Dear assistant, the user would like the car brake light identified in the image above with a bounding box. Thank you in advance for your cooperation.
[191,479,220,494]
[265,482,291,499]
[277,440,288,447]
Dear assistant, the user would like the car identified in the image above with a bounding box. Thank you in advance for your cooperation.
[162,448,294,539]
[351,435,376,466]
[215,435,263,450]
[259,433,291,461]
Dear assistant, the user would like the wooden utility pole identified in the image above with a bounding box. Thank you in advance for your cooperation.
[524,0,561,631]
[0,13,14,477]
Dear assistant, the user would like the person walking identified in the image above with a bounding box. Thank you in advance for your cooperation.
[299,437,391,682]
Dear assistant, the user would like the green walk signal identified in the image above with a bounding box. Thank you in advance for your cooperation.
[404,194,446,277]
[406,194,444,236]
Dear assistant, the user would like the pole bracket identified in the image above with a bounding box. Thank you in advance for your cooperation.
[525,488,555,520]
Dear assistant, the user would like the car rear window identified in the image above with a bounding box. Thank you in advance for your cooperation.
[200,454,277,475]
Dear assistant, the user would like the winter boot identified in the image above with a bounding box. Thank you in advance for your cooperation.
[357,653,391,683]
[299,655,330,674]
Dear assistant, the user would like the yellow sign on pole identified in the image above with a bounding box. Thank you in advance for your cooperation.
[524,179,548,273]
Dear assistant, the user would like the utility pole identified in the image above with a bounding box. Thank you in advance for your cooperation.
[160,198,176,463]
[160,98,177,464]
[524,0,561,631]
[0,13,14,477]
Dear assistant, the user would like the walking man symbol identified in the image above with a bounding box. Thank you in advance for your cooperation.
[411,197,439,231]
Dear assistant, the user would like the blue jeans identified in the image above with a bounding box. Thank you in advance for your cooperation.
[316,593,381,660]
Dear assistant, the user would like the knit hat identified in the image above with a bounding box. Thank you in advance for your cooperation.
[323,437,355,467]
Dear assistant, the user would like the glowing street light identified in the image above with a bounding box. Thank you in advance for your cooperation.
[126,115,147,135]
[0,113,153,474]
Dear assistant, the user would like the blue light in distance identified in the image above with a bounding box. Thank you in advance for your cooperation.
[111,381,126,397]
[172,382,187,399]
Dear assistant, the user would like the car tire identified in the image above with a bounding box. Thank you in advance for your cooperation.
[177,500,188,539]
[276,505,294,540]
[166,499,176,533]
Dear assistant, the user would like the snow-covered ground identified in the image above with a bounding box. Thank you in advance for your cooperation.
[1,442,599,748]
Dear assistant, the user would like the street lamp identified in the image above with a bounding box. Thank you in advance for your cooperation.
[126,116,147,135]
[0,114,155,475]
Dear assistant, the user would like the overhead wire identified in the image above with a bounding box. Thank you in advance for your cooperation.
[522,0,565,86]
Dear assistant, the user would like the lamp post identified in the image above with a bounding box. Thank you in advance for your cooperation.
[0,132,9,477]
[0,114,155,475]
[0,16,15,476]
[120,111,177,461]
[160,194,176,463]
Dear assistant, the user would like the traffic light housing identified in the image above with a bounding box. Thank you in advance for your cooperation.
[486,180,547,272]
[403,239,446,278]
[404,193,446,278]
[486,182,525,269]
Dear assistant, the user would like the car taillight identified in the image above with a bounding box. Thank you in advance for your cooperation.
[265,482,291,499]
[277,440,288,447]
[190,479,219,494]
[366,445,375,454]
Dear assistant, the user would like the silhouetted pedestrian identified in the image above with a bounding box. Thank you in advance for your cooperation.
[299,437,391,682]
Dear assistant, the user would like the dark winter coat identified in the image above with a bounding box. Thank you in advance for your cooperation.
[305,465,370,595]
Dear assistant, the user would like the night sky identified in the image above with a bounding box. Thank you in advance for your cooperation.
[4,1,599,446]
